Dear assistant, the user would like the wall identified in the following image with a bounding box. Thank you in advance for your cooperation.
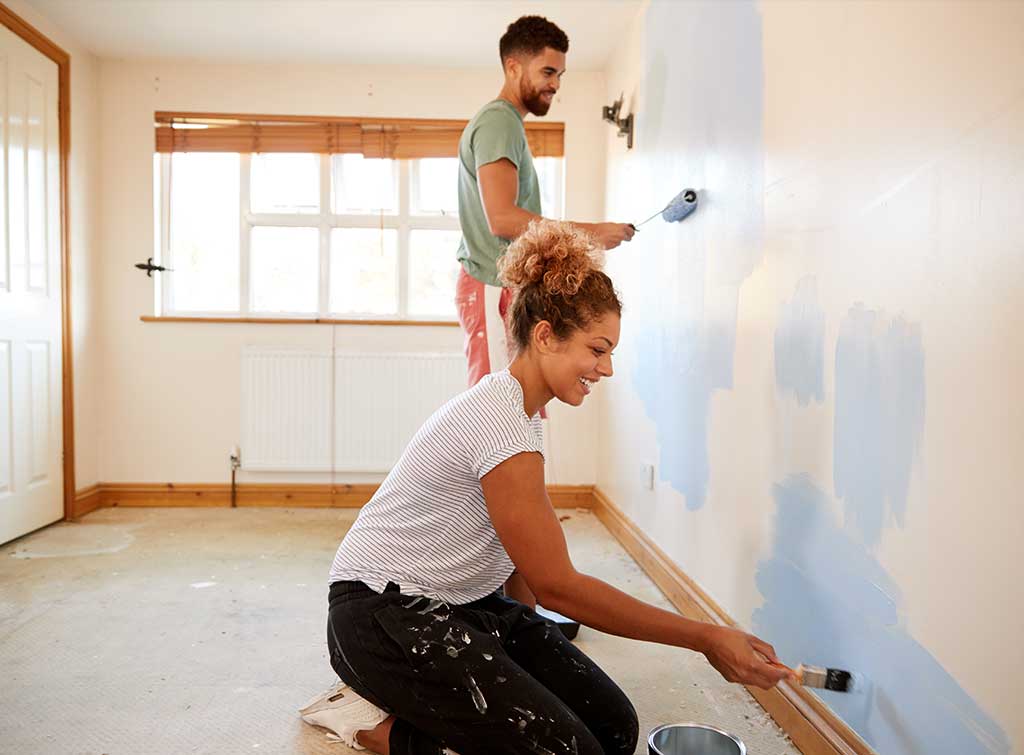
[600,1,1021,752]
[5,0,102,490]
[96,60,608,484]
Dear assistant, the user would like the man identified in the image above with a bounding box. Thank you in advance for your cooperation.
[455,14,634,622]
[456,15,635,387]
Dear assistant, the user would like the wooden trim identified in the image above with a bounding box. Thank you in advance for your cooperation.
[140,315,460,328]
[0,4,76,523]
[99,482,376,508]
[70,484,102,519]
[591,488,875,755]
[0,4,70,65]
[91,483,594,510]
[102,483,234,508]
[546,485,594,509]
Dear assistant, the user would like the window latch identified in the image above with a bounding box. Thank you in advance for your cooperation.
[134,257,172,277]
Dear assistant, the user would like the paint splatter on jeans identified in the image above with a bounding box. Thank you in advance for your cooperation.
[327,581,638,755]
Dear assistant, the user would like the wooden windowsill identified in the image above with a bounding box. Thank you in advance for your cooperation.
[140,315,460,327]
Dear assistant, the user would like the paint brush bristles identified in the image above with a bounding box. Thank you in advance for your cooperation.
[795,664,855,692]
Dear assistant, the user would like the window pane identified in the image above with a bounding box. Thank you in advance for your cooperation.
[413,158,458,216]
[330,228,398,315]
[250,226,318,313]
[332,154,397,214]
[168,153,240,312]
[535,157,563,219]
[250,153,319,214]
[409,230,460,317]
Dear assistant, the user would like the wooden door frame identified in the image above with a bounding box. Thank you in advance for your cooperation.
[0,3,74,520]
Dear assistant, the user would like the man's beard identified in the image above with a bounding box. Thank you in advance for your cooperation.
[520,79,553,116]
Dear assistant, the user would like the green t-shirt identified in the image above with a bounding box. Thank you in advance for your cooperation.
[456,99,542,287]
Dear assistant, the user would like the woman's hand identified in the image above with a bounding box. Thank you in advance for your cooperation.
[701,625,796,690]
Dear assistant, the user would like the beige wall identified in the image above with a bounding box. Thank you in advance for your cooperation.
[5,0,102,489]
[601,0,1021,751]
[96,60,608,484]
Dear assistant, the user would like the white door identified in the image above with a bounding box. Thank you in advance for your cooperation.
[0,25,63,544]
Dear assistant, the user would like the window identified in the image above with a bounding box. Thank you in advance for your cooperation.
[155,152,564,320]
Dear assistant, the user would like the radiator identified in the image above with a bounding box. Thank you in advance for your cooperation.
[241,348,467,472]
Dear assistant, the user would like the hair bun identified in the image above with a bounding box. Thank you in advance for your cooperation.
[498,219,604,296]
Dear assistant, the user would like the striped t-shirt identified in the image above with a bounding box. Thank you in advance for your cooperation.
[329,369,545,604]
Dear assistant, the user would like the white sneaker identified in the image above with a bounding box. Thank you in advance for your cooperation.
[299,680,388,750]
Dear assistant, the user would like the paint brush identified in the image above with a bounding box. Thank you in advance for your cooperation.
[762,657,860,693]
[793,664,858,693]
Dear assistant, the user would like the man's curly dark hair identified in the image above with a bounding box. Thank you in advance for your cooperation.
[499,15,569,65]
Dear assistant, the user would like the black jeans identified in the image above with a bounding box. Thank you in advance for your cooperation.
[327,581,639,755]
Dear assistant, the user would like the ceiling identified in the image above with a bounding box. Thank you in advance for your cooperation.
[25,0,643,71]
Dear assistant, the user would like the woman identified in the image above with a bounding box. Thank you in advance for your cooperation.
[301,220,792,754]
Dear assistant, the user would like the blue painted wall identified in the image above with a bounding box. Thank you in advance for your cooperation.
[627,0,764,509]
[754,476,1009,754]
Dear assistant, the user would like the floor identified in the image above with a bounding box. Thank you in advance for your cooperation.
[0,507,800,754]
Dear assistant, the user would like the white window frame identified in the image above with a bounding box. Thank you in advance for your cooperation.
[156,153,564,320]
[534,156,565,221]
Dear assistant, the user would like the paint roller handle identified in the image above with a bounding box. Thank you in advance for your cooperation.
[631,209,663,229]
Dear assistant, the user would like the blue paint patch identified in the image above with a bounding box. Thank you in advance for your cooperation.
[754,476,1010,755]
[775,276,825,405]
[640,0,765,287]
[627,0,764,507]
[834,305,926,546]
[630,322,712,509]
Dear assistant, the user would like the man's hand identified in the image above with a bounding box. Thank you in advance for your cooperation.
[590,222,636,250]
[701,625,796,690]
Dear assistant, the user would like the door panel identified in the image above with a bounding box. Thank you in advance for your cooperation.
[0,24,62,544]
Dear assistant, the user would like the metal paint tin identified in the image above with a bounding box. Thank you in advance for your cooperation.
[648,723,747,755]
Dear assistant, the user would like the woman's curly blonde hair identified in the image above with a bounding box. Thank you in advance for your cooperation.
[498,219,621,352]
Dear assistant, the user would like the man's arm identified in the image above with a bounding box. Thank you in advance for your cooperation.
[477,159,635,249]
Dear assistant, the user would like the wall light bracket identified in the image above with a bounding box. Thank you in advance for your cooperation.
[602,94,634,149]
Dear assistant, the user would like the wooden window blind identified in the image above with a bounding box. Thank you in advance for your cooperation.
[154,111,565,159]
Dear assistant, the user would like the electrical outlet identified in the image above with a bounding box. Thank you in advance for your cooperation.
[641,462,655,491]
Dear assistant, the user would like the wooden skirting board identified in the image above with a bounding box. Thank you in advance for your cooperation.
[73,482,594,511]
[71,484,103,519]
[70,480,874,754]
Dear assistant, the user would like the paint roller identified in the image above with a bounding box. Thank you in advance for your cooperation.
[630,188,699,230]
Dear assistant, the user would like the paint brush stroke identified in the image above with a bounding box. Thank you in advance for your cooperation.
[631,322,712,509]
[774,276,825,406]
[834,305,925,546]
[628,0,764,508]
[754,476,1009,755]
